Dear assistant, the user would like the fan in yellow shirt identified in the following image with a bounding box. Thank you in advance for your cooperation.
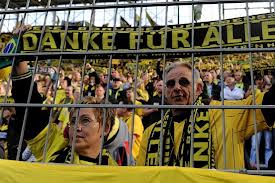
[137,62,275,170]
[52,86,75,131]
[116,100,144,160]
[125,87,144,117]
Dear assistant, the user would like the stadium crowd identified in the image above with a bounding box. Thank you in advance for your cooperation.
[0,27,275,171]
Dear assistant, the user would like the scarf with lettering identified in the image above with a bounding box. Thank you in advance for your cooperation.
[145,98,215,168]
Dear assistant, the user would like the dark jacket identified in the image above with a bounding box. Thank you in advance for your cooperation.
[201,82,221,104]
[0,141,4,159]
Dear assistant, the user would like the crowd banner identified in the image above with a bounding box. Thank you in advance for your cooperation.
[0,160,274,183]
[18,13,275,59]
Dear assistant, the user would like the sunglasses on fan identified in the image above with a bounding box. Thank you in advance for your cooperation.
[165,77,191,88]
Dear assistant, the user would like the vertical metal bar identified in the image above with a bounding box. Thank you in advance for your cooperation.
[16,11,20,25]
[218,2,227,170]
[73,9,75,22]
[269,0,272,13]
[0,0,11,33]
[190,0,195,168]
[103,4,106,24]
[159,0,169,166]
[245,1,260,171]
[155,0,157,25]
[129,0,144,165]
[42,0,74,162]
[40,0,74,162]
[91,5,96,26]
[70,0,97,164]
[79,8,97,102]
[42,0,74,163]
[222,3,225,20]
[177,4,180,24]
[133,0,137,26]
[43,0,73,162]
[82,8,85,23]
[15,0,38,161]
[0,0,12,124]
[99,0,120,165]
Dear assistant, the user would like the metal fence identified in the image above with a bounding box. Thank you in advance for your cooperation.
[0,0,275,176]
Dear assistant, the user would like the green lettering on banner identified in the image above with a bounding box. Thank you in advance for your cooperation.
[129,32,139,50]
[66,32,79,50]
[14,12,275,59]
[42,33,57,50]
[89,33,100,50]
[244,23,260,42]
[22,33,38,51]
[262,21,275,40]
[202,27,224,46]
[102,33,114,50]
[227,25,242,44]
[172,30,190,48]
[147,32,164,49]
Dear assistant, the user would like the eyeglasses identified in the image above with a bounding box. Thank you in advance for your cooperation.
[69,116,98,127]
[166,77,191,88]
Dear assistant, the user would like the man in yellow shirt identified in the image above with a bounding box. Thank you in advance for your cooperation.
[52,85,74,131]
[137,62,274,170]
[125,87,143,117]
[116,100,144,160]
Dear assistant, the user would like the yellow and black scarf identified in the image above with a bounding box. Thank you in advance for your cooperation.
[145,98,215,168]
[51,147,113,165]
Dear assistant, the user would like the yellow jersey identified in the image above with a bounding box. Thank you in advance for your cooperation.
[122,114,144,160]
[134,100,143,117]
[27,123,117,165]
[209,93,268,169]
[137,92,269,169]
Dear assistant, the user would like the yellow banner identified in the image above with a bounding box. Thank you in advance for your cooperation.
[0,160,274,183]
[19,13,275,59]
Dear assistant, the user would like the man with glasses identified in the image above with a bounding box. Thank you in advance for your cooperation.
[137,62,275,169]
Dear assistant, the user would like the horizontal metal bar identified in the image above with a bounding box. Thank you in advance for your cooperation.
[222,169,275,175]
[1,48,275,58]
[224,6,274,10]
[0,103,275,109]
[0,0,270,15]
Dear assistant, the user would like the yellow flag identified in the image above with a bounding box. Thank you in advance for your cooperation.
[120,16,131,27]
[145,11,157,26]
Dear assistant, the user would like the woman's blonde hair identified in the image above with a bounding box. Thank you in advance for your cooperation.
[69,96,115,130]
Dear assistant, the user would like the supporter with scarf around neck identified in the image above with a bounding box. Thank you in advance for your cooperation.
[137,62,275,170]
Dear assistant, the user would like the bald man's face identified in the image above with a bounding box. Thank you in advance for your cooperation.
[165,66,202,105]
